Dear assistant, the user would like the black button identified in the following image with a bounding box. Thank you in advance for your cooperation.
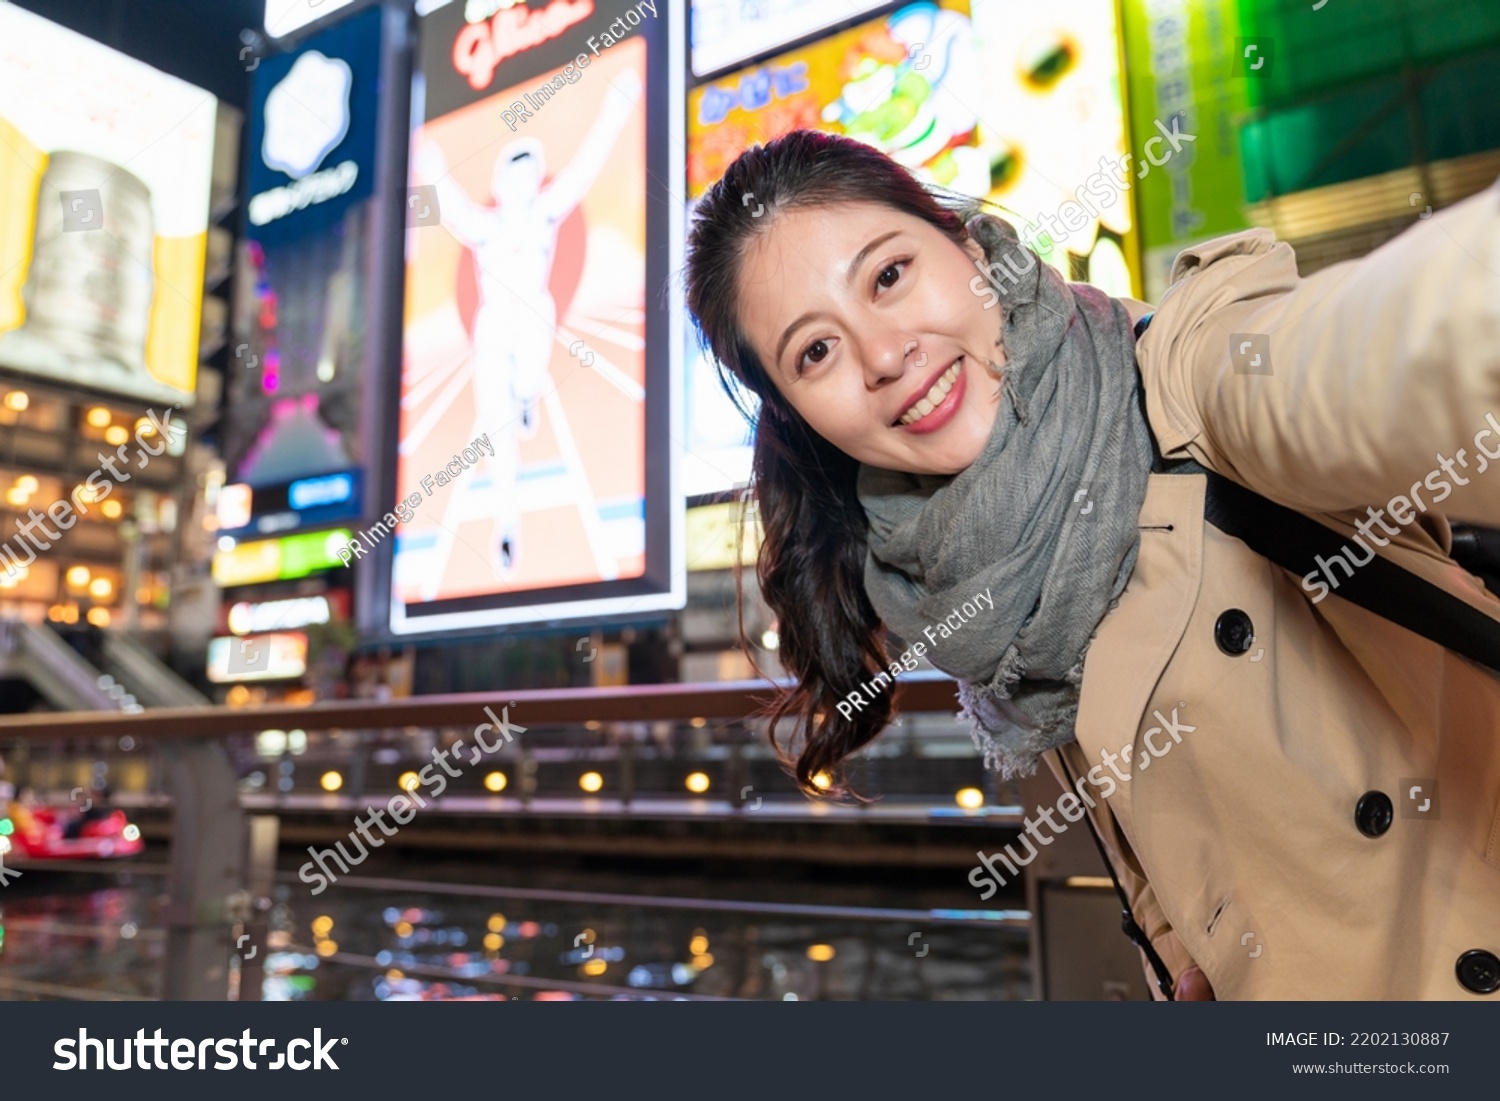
[1355,791,1394,838]
[1456,950,1500,994]
[1214,609,1255,655]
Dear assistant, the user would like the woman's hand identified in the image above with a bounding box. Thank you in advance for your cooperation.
[1174,965,1216,1000]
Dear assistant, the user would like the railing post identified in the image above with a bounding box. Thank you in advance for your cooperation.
[160,739,246,1000]
[619,740,634,809]
[233,814,279,1002]
[519,747,537,808]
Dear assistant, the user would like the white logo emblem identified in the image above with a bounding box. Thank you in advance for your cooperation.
[262,51,353,180]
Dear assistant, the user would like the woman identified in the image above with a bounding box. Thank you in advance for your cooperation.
[685,130,1500,1000]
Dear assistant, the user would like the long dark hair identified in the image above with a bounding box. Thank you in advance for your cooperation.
[685,130,976,798]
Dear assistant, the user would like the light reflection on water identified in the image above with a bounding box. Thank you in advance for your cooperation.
[0,876,1028,1002]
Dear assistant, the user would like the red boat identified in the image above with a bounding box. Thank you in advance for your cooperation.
[0,804,144,862]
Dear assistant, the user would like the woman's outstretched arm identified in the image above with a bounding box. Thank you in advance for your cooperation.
[1136,180,1500,529]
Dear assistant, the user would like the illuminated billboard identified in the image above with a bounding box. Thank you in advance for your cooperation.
[264,0,359,40]
[245,8,381,244]
[392,0,683,633]
[225,592,346,635]
[682,333,757,500]
[226,6,388,528]
[688,0,1133,283]
[212,528,355,587]
[690,0,892,78]
[207,631,310,683]
[216,471,363,538]
[1121,0,1253,299]
[0,4,216,407]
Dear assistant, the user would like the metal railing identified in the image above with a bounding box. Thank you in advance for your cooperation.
[0,676,970,1000]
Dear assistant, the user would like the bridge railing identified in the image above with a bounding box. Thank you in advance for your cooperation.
[0,676,1000,1000]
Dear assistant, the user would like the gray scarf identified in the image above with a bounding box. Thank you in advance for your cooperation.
[856,214,1154,777]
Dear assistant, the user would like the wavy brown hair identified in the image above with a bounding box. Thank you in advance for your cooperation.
[685,130,977,798]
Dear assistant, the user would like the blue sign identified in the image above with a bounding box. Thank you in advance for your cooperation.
[216,469,364,537]
[289,471,355,510]
[245,6,382,242]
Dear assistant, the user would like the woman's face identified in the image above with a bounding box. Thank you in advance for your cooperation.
[736,201,1005,476]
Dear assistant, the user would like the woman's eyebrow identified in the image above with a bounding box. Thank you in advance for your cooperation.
[845,230,902,287]
[771,231,906,367]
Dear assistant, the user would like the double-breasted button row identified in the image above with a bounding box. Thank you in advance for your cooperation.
[1213,606,1492,994]
[1353,791,1496,994]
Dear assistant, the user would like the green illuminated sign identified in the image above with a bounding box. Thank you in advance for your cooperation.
[278,528,355,579]
[1121,0,1253,298]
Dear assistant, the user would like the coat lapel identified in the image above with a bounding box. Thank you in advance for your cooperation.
[1074,472,1207,825]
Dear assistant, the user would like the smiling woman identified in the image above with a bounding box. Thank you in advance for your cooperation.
[734,201,1004,474]
[686,130,1151,799]
[685,132,993,802]
[685,128,1500,1002]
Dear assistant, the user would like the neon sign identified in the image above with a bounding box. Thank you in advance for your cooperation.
[452,0,594,90]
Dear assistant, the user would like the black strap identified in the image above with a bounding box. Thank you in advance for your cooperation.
[1198,468,1500,673]
[1055,751,1177,1000]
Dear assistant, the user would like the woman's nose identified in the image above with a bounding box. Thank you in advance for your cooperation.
[861,332,921,387]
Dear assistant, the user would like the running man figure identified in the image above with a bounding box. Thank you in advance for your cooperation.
[414,67,643,578]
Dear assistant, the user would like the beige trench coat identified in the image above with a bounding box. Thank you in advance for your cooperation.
[1044,179,1500,1000]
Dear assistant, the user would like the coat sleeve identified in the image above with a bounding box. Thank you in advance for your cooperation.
[1136,179,1500,529]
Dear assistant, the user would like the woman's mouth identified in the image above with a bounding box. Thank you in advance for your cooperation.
[895,358,965,432]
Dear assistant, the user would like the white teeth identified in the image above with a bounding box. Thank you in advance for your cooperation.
[899,361,962,425]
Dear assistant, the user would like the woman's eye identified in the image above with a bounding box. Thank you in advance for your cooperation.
[876,261,905,289]
[800,339,831,371]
